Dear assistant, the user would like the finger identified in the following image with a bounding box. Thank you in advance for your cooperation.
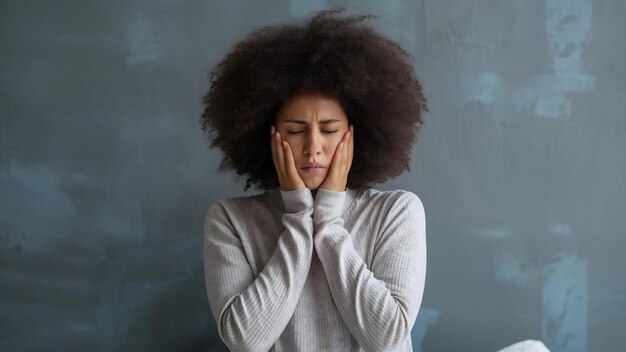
[347,125,354,171]
[284,141,306,189]
[271,127,286,183]
[339,126,351,170]
[340,130,350,174]
[271,128,285,186]
[331,141,344,178]
[337,142,348,179]
[282,141,300,179]
[275,131,286,177]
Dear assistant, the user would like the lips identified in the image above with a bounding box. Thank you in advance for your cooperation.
[301,163,325,174]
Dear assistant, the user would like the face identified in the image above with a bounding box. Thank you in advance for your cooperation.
[275,93,349,190]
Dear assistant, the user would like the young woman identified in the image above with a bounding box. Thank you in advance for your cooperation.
[201,9,428,352]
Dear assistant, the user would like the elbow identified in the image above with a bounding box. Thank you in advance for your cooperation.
[220,339,259,352]
[382,324,411,351]
[375,286,424,350]
[216,323,246,352]
[218,326,270,352]
[369,306,413,351]
[217,311,273,352]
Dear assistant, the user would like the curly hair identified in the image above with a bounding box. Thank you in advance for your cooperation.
[201,8,427,191]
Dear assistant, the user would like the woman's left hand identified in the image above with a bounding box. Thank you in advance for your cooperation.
[319,125,353,192]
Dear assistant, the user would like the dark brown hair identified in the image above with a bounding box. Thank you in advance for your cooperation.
[201,8,427,191]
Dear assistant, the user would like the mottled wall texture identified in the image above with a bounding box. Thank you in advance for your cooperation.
[1,0,624,351]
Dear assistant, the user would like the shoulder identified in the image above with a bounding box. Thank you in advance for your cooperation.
[348,188,425,227]
[356,188,424,214]
[206,190,273,221]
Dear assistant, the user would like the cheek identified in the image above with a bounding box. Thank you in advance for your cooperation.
[282,137,306,161]
[281,135,300,149]
[324,138,342,154]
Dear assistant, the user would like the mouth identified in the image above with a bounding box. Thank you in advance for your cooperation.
[301,165,325,174]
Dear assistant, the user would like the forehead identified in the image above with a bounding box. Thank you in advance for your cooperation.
[276,93,348,123]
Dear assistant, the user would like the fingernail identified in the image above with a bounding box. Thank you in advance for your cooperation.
[271,126,275,134]
[275,131,280,140]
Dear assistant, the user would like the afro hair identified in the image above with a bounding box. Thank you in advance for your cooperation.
[201,8,427,191]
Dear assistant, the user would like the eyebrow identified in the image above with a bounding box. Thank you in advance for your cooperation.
[281,119,341,125]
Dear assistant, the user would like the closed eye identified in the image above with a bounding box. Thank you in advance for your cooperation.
[286,130,338,135]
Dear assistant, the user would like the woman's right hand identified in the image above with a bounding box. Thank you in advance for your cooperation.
[271,125,306,191]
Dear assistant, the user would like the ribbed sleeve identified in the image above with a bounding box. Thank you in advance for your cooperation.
[204,188,314,352]
[313,189,427,352]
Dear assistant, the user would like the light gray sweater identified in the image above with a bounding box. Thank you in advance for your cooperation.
[204,187,426,352]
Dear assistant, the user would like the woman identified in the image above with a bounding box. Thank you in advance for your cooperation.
[201,8,427,352]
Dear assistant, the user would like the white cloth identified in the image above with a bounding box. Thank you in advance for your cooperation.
[204,187,426,351]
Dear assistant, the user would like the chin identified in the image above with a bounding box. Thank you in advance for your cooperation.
[304,183,321,191]
[302,178,323,191]
[299,173,325,191]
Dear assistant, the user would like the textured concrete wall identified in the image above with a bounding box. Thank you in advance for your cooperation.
[1,1,624,351]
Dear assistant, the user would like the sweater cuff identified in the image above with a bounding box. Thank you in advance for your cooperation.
[313,188,346,224]
[280,188,314,213]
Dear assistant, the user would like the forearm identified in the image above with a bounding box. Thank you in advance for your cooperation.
[313,190,426,351]
[217,220,313,352]
[315,226,423,351]
[205,189,314,352]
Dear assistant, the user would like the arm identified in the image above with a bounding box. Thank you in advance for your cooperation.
[204,189,314,352]
[313,189,427,351]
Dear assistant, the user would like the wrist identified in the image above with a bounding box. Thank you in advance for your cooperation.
[280,188,314,213]
[318,182,346,193]
[313,188,346,223]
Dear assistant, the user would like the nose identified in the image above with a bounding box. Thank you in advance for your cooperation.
[303,130,322,156]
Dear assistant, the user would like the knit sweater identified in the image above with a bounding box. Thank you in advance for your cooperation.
[203,187,426,352]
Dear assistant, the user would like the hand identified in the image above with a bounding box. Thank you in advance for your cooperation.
[319,125,353,192]
[271,125,306,191]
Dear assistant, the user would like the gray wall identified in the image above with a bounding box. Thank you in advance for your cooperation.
[1,1,624,351]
